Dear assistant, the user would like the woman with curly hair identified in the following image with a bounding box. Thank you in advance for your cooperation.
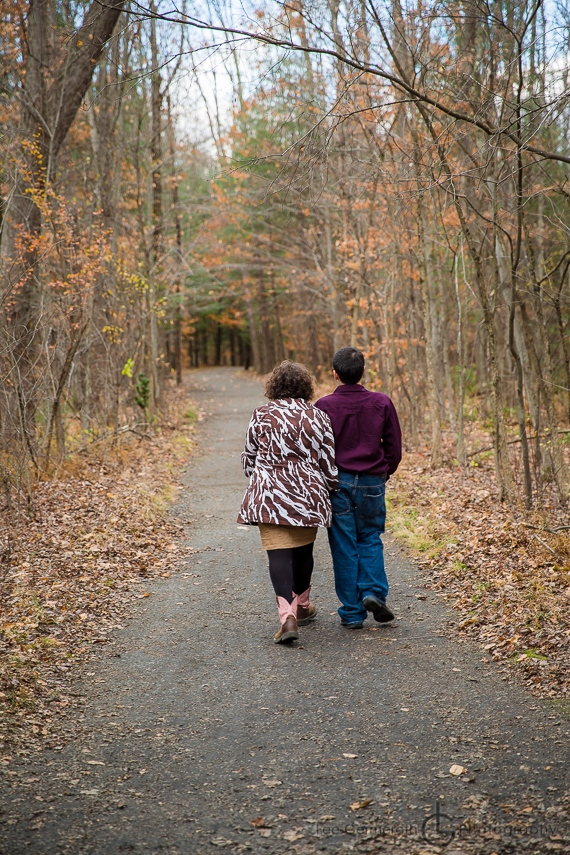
[238,362,338,643]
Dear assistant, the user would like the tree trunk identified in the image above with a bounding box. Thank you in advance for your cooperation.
[257,275,275,373]
[244,290,261,373]
[148,4,162,406]
[416,197,443,468]
[229,327,236,367]
[351,277,362,348]
[388,272,397,398]
[406,279,419,447]
[273,292,286,364]
[167,95,183,386]
[215,323,223,365]
[44,321,88,471]
[439,319,454,434]
[454,254,466,466]
[525,227,570,502]
[553,260,570,425]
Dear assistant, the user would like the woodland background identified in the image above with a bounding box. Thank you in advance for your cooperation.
[1,0,570,740]
[1,0,570,512]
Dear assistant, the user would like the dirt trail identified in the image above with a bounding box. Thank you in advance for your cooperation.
[1,368,569,855]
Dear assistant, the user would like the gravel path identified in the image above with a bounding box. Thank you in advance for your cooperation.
[1,367,569,855]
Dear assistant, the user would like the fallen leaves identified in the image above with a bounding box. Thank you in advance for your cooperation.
[350,799,372,810]
[0,382,199,751]
[388,439,570,700]
[449,764,467,776]
[282,830,304,841]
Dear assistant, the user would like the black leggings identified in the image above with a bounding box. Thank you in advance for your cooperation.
[267,543,314,604]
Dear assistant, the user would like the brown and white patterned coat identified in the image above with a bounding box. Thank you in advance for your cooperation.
[237,398,338,527]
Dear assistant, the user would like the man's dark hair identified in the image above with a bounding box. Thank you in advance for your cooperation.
[333,347,365,385]
[265,361,316,401]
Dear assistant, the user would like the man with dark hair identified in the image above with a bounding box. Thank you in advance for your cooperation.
[316,347,402,628]
[332,347,365,385]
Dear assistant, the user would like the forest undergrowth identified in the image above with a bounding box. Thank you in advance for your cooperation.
[388,432,570,705]
[0,378,201,760]
[2,373,570,766]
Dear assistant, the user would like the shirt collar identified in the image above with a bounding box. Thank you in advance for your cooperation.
[333,384,366,393]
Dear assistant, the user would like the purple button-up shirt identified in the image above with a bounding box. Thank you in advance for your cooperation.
[315,384,402,477]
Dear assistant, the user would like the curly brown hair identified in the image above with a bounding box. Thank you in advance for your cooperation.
[264,361,316,401]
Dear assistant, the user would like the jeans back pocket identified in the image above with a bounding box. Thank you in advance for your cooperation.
[330,485,352,515]
[359,488,386,523]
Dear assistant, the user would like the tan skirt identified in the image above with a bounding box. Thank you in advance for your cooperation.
[258,523,318,551]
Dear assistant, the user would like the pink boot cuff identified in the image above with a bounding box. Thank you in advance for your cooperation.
[277,596,298,624]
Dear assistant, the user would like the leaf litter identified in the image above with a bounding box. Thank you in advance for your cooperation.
[388,437,570,700]
[0,381,203,760]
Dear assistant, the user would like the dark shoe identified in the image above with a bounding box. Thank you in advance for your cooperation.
[274,615,299,643]
[363,595,394,623]
[341,619,364,629]
[297,603,317,626]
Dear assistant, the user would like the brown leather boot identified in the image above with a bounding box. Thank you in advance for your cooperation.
[274,615,299,644]
[297,603,317,626]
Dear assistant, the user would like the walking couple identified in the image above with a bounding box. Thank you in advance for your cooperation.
[237,347,402,643]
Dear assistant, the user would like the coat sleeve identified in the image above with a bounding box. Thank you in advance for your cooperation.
[241,411,259,478]
[316,412,339,492]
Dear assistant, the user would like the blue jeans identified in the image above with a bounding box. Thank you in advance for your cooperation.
[327,470,388,624]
